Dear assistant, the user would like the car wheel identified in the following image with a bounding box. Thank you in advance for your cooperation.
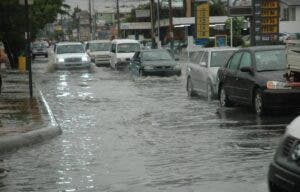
[207,83,213,101]
[45,54,48,58]
[268,182,280,192]
[254,89,265,116]
[187,77,196,97]
[219,86,233,107]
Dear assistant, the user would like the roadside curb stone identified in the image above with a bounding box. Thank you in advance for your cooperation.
[0,89,62,154]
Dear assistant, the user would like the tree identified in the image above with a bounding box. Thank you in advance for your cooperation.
[210,0,227,16]
[0,0,69,66]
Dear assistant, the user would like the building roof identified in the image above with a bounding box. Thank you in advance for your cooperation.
[281,0,300,6]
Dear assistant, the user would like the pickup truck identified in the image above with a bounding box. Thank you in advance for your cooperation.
[285,40,300,82]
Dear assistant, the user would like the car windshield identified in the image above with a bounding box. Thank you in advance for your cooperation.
[143,51,173,61]
[57,44,84,54]
[89,42,111,52]
[117,43,140,53]
[255,50,286,71]
[210,50,235,67]
[33,43,46,49]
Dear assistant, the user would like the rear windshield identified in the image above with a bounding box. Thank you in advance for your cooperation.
[143,51,172,61]
[255,50,286,71]
[117,43,140,53]
[57,44,85,54]
[89,42,111,51]
[210,50,235,67]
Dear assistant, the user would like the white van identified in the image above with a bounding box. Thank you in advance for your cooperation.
[110,39,140,70]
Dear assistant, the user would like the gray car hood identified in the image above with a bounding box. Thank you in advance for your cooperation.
[142,60,176,67]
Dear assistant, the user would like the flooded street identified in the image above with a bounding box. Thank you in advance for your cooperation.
[0,58,297,192]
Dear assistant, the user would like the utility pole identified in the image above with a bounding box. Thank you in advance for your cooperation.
[157,0,160,44]
[150,0,156,48]
[168,0,174,52]
[25,0,33,99]
[89,0,92,40]
[116,0,121,38]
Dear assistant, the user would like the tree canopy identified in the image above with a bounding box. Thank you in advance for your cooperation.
[0,0,69,60]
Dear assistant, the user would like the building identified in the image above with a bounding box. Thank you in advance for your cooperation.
[280,0,300,33]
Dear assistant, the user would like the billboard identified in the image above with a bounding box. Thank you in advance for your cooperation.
[195,2,209,45]
[228,0,253,16]
[161,0,184,8]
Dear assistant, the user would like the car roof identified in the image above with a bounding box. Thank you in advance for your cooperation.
[87,40,111,43]
[241,45,285,52]
[56,42,83,46]
[112,39,139,44]
[189,47,238,52]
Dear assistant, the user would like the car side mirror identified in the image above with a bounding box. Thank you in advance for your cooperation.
[240,66,253,74]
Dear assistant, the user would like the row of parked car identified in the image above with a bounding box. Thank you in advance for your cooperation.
[185,43,300,192]
[45,39,181,76]
[186,45,300,116]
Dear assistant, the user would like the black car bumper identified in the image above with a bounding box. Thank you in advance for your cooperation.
[143,69,181,76]
[268,162,300,192]
[263,89,300,109]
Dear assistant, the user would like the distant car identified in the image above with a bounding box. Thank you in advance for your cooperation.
[86,40,111,67]
[52,42,91,69]
[186,47,237,99]
[217,45,300,115]
[110,39,141,70]
[32,42,48,59]
[279,33,297,43]
[129,49,181,77]
[268,116,300,192]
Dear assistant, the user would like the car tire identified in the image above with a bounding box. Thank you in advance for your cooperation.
[207,82,214,101]
[187,77,196,97]
[219,86,233,107]
[45,54,48,58]
[268,182,280,192]
[254,89,265,116]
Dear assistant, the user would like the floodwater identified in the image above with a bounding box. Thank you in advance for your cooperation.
[0,57,297,192]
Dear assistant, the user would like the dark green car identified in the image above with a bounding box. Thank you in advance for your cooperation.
[129,49,181,77]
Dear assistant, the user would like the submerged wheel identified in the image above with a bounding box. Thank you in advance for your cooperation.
[207,83,213,101]
[254,89,265,116]
[187,77,196,97]
[219,86,233,107]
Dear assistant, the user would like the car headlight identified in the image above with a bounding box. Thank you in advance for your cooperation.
[56,58,64,63]
[82,56,90,62]
[144,66,153,70]
[267,81,291,90]
[174,64,181,70]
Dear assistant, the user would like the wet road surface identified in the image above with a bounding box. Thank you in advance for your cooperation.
[0,57,298,192]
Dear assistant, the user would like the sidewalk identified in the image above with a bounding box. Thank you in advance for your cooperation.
[0,70,61,153]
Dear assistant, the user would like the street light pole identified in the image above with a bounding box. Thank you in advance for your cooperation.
[157,0,160,44]
[25,0,33,99]
[168,0,174,53]
[88,0,92,40]
[150,0,156,48]
[116,0,121,38]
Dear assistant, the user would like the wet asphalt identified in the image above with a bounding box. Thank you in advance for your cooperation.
[0,57,298,192]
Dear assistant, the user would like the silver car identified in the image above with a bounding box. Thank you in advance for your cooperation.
[52,42,91,69]
[86,40,111,67]
[186,47,238,99]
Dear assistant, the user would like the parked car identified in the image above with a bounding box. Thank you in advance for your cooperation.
[268,116,300,192]
[86,40,111,67]
[32,42,48,59]
[217,45,300,115]
[52,42,91,69]
[279,33,297,43]
[129,49,181,77]
[186,47,237,99]
[110,39,141,70]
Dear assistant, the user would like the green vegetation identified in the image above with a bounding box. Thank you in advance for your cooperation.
[0,0,69,65]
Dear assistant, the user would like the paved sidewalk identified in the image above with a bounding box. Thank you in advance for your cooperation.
[0,70,61,153]
[0,71,43,137]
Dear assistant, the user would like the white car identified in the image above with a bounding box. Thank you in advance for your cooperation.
[52,42,91,69]
[186,47,238,99]
[110,39,141,70]
[86,40,111,67]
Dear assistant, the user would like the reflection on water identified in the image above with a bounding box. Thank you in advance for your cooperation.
[0,60,297,191]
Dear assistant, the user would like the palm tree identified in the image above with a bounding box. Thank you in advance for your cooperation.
[209,0,227,16]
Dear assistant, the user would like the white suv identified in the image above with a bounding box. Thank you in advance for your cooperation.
[110,39,140,70]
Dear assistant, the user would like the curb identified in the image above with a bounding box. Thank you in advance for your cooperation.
[0,90,62,154]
